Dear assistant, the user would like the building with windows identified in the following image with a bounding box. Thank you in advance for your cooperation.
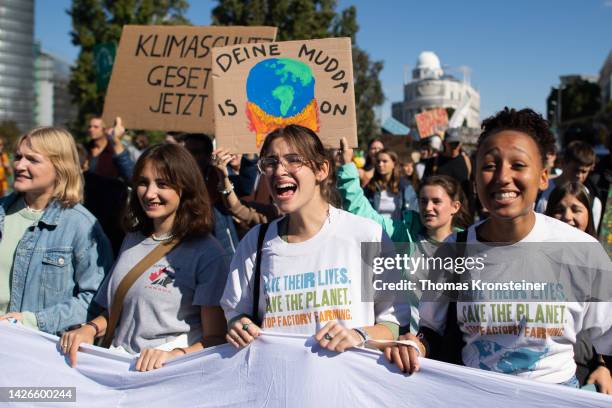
[35,48,76,128]
[392,51,480,137]
[0,0,35,132]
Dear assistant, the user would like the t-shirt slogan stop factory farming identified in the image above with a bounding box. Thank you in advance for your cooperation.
[222,207,410,334]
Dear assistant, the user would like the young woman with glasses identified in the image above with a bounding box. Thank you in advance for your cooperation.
[220,125,409,352]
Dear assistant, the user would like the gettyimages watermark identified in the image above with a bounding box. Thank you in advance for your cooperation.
[360,241,612,303]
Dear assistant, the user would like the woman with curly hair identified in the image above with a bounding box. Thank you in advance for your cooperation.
[385,108,612,389]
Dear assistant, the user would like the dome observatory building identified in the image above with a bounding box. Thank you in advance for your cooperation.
[392,51,480,136]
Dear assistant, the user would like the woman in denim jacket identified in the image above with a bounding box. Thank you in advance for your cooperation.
[0,127,113,334]
[364,149,419,221]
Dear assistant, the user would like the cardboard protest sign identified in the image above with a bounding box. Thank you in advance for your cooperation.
[415,108,448,139]
[102,25,277,134]
[212,37,357,153]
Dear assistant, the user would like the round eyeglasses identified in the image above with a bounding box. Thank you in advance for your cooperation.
[257,154,306,175]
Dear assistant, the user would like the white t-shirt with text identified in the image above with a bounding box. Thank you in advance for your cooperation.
[221,206,411,334]
[419,213,612,383]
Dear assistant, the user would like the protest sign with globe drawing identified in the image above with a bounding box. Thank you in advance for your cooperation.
[212,37,357,153]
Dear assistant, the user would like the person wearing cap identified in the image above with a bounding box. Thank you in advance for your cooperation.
[437,130,472,182]
[421,130,473,211]
[415,135,442,180]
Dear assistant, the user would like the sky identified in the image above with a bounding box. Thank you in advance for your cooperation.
[35,0,612,122]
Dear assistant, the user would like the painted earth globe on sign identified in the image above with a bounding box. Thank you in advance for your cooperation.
[246,58,320,147]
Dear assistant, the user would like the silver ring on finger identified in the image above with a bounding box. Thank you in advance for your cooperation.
[323,333,333,341]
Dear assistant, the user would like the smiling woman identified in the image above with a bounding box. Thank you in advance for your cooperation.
[60,144,230,372]
[0,127,113,334]
[395,108,612,390]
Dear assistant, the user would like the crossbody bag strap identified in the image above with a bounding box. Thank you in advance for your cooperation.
[252,223,270,327]
[102,239,178,348]
[446,228,469,364]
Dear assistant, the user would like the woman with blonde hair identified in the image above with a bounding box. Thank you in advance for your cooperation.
[0,127,113,334]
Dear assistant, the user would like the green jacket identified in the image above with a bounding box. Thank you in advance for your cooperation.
[337,163,423,244]
[337,163,423,334]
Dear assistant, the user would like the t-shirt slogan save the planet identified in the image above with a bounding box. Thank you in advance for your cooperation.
[221,207,409,334]
[419,214,612,384]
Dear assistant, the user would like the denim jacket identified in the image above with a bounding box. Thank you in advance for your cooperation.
[0,194,113,334]
[364,177,419,216]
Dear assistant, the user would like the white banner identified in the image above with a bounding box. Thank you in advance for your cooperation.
[0,322,609,407]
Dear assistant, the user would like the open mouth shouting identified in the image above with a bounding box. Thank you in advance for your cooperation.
[274,179,297,201]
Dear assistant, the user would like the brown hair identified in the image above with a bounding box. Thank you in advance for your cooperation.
[365,149,402,195]
[123,143,213,241]
[260,125,337,206]
[545,182,596,237]
[400,152,420,191]
[563,140,595,167]
[89,116,106,128]
[364,137,384,168]
[419,175,473,229]
[17,127,83,207]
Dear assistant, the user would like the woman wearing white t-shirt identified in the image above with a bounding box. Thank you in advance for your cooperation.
[221,125,408,352]
[386,108,612,386]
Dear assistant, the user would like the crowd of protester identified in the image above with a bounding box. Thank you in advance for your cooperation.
[0,107,610,396]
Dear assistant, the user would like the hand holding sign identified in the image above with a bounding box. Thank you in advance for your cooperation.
[107,117,126,154]
[212,148,236,178]
[339,137,354,165]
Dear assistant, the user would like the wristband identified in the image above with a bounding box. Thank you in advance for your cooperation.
[173,347,187,355]
[353,327,370,346]
[85,321,101,337]
[416,332,429,357]
[218,182,234,197]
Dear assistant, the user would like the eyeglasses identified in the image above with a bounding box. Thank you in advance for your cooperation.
[257,154,306,174]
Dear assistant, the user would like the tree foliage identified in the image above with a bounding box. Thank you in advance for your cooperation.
[546,78,603,145]
[0,120,21,147]
[212,0,384,145]
[68,0,189,137]
[546,79,601,124]
[560,79,601,122]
